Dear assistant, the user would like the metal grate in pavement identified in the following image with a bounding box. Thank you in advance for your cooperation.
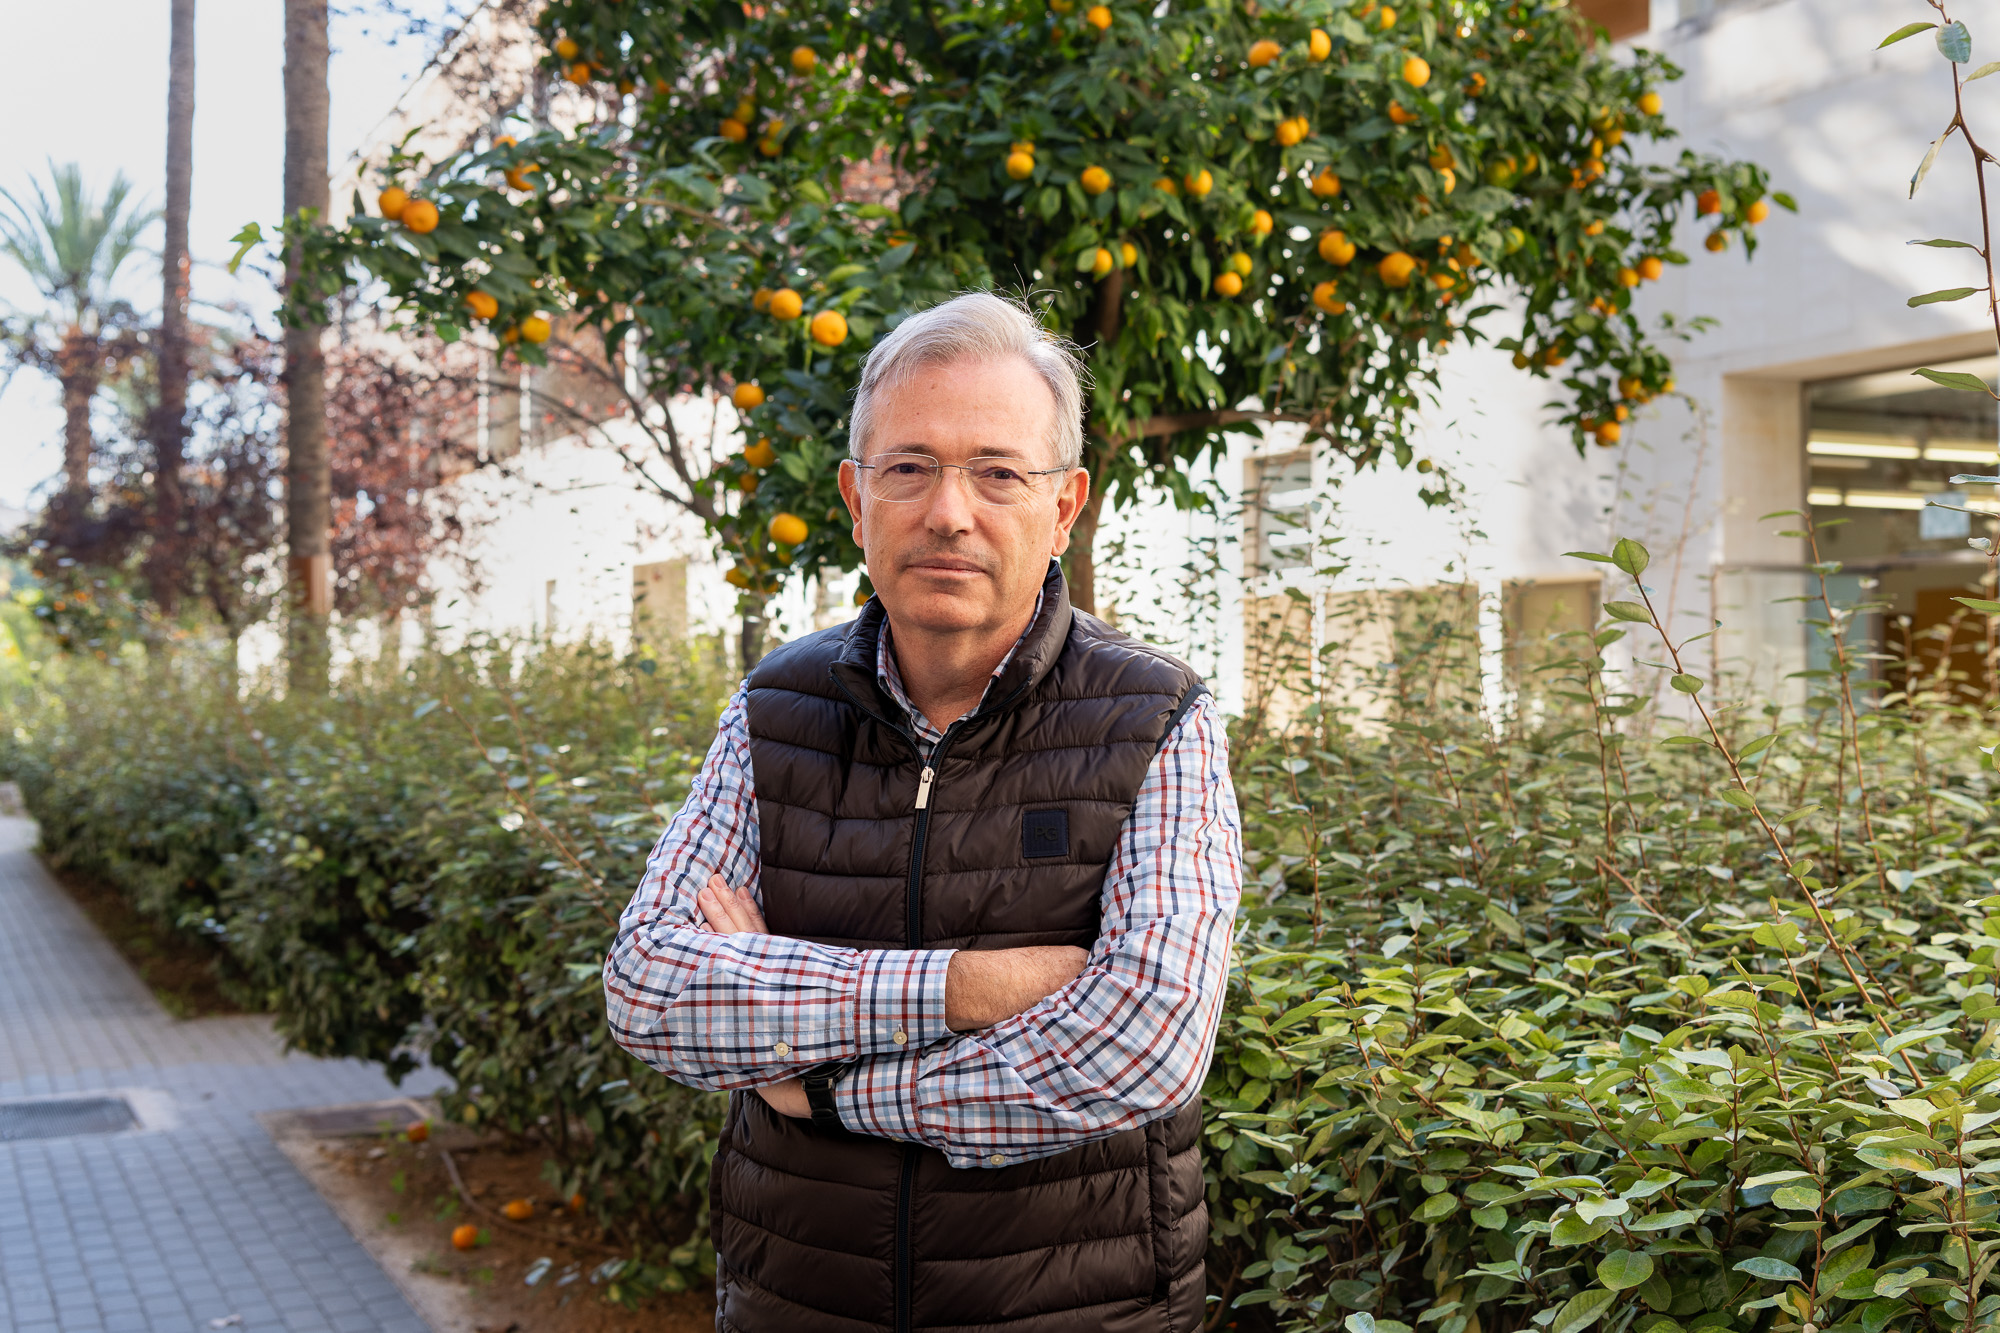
[0,1094,136,1140]
[288,1098,431,1137]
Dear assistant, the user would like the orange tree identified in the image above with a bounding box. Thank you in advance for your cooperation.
[293,0,1783,626]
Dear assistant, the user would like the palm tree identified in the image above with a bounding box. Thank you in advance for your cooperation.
[0,163,157,502]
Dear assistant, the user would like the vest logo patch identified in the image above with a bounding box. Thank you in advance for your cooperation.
[1022,808,1069,859]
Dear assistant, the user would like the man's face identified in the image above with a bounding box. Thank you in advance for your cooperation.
[837,354,1088,638]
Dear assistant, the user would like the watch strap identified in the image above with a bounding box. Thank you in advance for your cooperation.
[800,1061,852,1129]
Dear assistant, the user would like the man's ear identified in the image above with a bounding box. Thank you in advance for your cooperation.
[1048,464,1090,557]
[838,459,865,548]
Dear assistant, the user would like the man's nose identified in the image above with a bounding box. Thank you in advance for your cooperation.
[921,467,977,536]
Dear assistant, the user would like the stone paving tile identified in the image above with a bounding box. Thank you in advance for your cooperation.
[0,815,451,1332]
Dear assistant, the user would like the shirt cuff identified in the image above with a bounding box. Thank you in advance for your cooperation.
[852,948,955,1056]
[834,1048,926,1144]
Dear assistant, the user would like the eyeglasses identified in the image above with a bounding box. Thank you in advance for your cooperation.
[852,452,1072,507]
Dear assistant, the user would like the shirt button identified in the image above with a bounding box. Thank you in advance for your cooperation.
[892,1029,908,1046]
[772,1041,790,1057]
[987,1153,1004,1167]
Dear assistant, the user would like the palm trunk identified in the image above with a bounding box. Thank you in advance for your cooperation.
[148,0,196,608]
[283,0,332,693]
[57,331,97,501]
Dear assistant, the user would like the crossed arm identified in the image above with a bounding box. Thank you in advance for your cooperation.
[602,688,1242,1168]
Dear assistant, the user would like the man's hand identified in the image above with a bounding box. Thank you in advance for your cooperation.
[697,874,767,934]
[946,946,1088,1031]
[754,1078,809,1117]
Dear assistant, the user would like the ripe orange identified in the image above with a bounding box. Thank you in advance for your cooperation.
[1311,167,1341,197]
[1613,403,1630,421]
[554,37,579,60]
[769,513,809,545]
[810,309,848,346]
[1388,103,1418,126]
[1511,351,1530,369]
[1705,230,1728,252]
[1638,90,1662,116]
[735,98,757,123]
[451,1224,480,1250]
[769,288,804,320]
[1005,150,1036,180]
[520,315,552,343]
[744,437,777,468]
[1248,209,1273,238]
[502,1199,534,1221]
[752,287,774,312]
[1091,246,1114,277]
[1744,199,1770,224]
[1120,241,1138,267]
[1544,346,1565,366]
[402,199,440,234]
[1308,28,1331,60]
[377,186,409,220]
[1080,165,1112,195]
[1617,266,1639,288]
[504,165,541,190]
[464,291,499,321]
[1275,117,1306,147]
[725,566,751,589]
[1619,376,1642,398]
[1085,4,1112,28]
[1695,189,1721,215]
[738,472,759,493]
[1311,279,1344,314]
[565,62,591,85]
[732,382,765,410]
[404,1120,429,1143]
[1638,255,1663,281]
[1318,230,1356,265]
[1377,251,1416,287]
[1431,270,1455,290]
[1595,421,1621,445]
[1183,169,1213,197]
[1227,251,1254,276]
[791,45,817,74]
[1248,39,1282,67]
[758,139,781,157]
[1153,176,1178,195]
[1428,145,1454,171]
[1377,5,1397,30]
[1011,140,1036,155]
[1213,271,1244,297]
[1583,219,1605,236]
[1402,56,1430,88]
[720,118,749,142]
[1464,71,1487,96]
[1437,167,1457,194]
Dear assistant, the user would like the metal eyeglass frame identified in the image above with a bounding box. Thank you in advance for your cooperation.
[850,454,1074,506]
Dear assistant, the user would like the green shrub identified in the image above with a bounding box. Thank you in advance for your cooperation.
[7,536,2000,1330]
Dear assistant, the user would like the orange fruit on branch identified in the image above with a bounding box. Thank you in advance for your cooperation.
[1616,266,1639,287]
[1005,151,1036,180]
[735,98,757,122]
[751,287,774,311]
[1213,270,1243,297]
[1377,250,1416,287]
[738,472,759,493]
[1091,246,1114,276]
[1275,117,1308,146]
[520,314,552,343]
[1401,56,1431,87]
[769,288,804,320]
[1311,279,1344,314]
[502,1199,535,1221]
[463,290,499,321]
[809,309,848,346]
[1637,255,1664,281]
[1317,229,1356,265]
[1704,230,1728,252]
[1744,199,1770,224]
[1120,241,1138,266]
[1376,5,1397,29]
[769,513,809,545]
[1248,39,1282,67]
[1086,4,1112,29]
[565,62,591,85]
[1080,165,1112,194]
[791,45,818,74]
[732,382,765,410]
[1308,28,1331,60]
[377,186,409,220]
[401,199,439,234]
[1388,103,1418,126]
[1695,188,1721,215]
[1227,250,1254,276]
[1248,209,1273,238]
[1311,167,1341,197]
[1182,169,1213,197]
[720,118,749,142]
[1594,421,1621,445]
[504,164,541,190]
[744,437,777,468]
[1638,90,1662,116]
[553,37,579,60]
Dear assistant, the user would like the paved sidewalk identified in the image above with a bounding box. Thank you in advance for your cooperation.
[0,814,450,1333]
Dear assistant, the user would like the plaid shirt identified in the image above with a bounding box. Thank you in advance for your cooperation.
[604,601,1242,1169]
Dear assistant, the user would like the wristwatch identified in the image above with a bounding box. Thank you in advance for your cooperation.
[800,1061,853,1129]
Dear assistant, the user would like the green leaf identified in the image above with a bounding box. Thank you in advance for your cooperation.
[1670,674,1703,695]
[1880,21,1938,47]
[1413,1192,1458,1222]
[1735,1257,1803,1283]
[1604,601,1653,623]
[1873,1268,1926,1299]
[1938,20,1972,62]
[1907,286,1982,307]
[1552,1287,1618,1333]
[1565,551,1617,564]
[1913,367,1995,393]
[1611,537,1651,577]
[227,222,263,274]
[1719,788,1757,810]
[1970,59,2000,81]
[1912,134,1947,199]
[1598,1251,1655,1291]
[1910,237,1980,248]
[1953,597,2000,613]
[1772,1184,1823,1211]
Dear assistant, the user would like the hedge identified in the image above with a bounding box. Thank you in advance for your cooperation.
[8,540,2000,1333]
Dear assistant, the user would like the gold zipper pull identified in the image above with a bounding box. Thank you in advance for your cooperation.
[914,765,936,810]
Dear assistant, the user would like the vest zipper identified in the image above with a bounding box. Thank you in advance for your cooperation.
[894,1144,917,1333]
[904,721,963,946]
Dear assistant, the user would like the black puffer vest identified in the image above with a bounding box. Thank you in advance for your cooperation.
[711,562,1210,1332]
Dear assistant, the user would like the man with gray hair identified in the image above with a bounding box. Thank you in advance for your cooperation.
[605,290,1242,1332]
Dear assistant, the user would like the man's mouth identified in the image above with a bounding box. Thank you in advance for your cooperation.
[905,556,989,576]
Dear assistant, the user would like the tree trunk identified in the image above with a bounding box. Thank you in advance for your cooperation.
[148,0,196,610]
[57,330,97,501]
[1065,446,1110,616]
[283,0,332,693]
